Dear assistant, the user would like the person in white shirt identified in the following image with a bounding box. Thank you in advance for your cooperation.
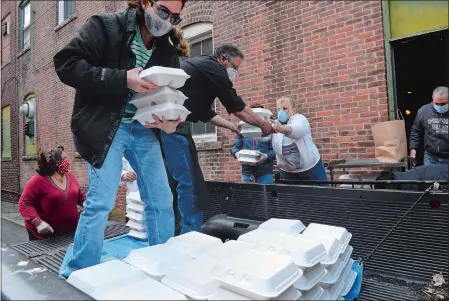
[271,97,328,182]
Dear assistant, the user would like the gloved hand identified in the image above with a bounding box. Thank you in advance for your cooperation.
[235,151,241,160]
[36,220,54,234]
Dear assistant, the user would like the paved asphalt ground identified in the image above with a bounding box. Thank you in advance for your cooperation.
[1,201,29,245]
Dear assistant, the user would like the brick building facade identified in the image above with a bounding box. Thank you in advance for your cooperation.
[2,0,389,205]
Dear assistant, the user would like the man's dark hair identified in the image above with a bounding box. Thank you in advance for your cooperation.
[250,104,265,109]
[36,146,64,176]
[214,44,244,61]
[128,0,188,10]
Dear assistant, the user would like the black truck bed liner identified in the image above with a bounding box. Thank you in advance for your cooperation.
[5,181,448,300]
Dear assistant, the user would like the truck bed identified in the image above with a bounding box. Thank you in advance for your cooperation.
[2,181,448,300]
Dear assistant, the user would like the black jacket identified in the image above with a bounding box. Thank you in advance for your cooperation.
[409,103,449,159]
[54,8,181,168]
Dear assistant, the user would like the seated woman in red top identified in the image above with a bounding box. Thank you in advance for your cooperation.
[18,146,86,240]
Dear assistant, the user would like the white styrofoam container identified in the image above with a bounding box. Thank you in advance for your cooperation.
[258,218,306,236]
[294,263,327,291]
[128,229,148,241]
[200,240,255,261]
[240,128,262,138]
[298,285,324,301]
[126,220,146,232]
[314,236,341,267]
[208,288,252,300]
[126,202,145,214]
[212,249,302,300]
[140,66,191,89]
[339,245,353,266]
[237,229,282,244]
[166,231,223,259]
[124,243,193,280]
[340,259,356,297]
[238,156,260,164]
[126,192,144,206]
[320,276,345,300]
[319,258,347,287]
[302,223,352,254]
[130,86,188,108]
[251,108,273,119]
[126,211,145,223]
[275,286,302,300]
[66,260,148,300]
[161,256,219,300]
[100,278,188,300]
[133,102,191,124]
[238,150,263,158]
[253,233,328,269]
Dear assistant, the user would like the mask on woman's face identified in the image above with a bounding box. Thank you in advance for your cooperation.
[433,103,449,114]
[278,110,289,124]
[57,159,70,174]
[144,6,173,37]
[227,68,237,82]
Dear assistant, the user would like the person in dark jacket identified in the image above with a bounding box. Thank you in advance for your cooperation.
[409,86,449,166]
[54,0,189,278]
[374,164,448,192]
[231,104,276,184]
[161,44,274,234]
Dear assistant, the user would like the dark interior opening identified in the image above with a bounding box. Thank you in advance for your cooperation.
[392,29,448,166]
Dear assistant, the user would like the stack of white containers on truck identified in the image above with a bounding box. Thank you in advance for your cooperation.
[130,66,191,125]
[125,191,147,241]
[237,108,273,164]
[66,219,356,300]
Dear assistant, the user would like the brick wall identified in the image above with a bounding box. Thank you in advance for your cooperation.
[181,0,388,181]
[2,1,390,205]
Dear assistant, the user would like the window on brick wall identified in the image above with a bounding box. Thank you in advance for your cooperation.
[1,14,11,66]
[183,23,217,143]
[2,105,11,159]
[58,0,76,24]
[19,0,31,50]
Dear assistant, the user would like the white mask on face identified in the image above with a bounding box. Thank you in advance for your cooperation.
[227,67,237,82]
[144,7,173,37]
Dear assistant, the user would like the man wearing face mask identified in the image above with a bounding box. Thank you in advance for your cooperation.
[409,86,449,166]
[161,44,274,234]
[54,0,189,278]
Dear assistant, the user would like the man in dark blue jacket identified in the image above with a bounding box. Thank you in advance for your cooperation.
[409,86,449,166]
[231,104,276,184]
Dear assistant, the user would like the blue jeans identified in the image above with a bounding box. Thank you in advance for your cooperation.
[161,132,203,234]
[59,122,174,278]
[280,159,328,182]
[424,152,449,166]
[242,174,273,184]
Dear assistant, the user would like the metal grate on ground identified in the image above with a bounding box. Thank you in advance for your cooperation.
[11,223,129,258]
[359,275,423,301]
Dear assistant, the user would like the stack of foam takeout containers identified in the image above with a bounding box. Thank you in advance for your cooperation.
[125,191,148,241]
[239,108,273,139]
[66,219,357,301]
[131,66,191,125]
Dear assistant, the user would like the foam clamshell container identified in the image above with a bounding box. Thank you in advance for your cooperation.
[133,102,190,125]
[130,86,188,108]
[139,66,191,89]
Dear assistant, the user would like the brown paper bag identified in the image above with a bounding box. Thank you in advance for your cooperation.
[371,120,407,163]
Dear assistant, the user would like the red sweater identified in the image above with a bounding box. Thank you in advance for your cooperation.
[18,172,86,240]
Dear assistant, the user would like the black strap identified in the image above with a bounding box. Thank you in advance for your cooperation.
[361,185,434,263]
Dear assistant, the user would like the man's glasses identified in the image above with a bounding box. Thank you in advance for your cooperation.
[149,0,182,25]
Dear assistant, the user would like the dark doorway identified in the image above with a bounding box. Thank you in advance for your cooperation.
[392,29,448,165]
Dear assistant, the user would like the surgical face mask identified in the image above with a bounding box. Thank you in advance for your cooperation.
[144,7,173,37]
[278,110,289,124]
[227,68,237,82]
[433,103,449,114]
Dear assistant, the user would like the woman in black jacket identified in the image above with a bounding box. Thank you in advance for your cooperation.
[54,0,189,278]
